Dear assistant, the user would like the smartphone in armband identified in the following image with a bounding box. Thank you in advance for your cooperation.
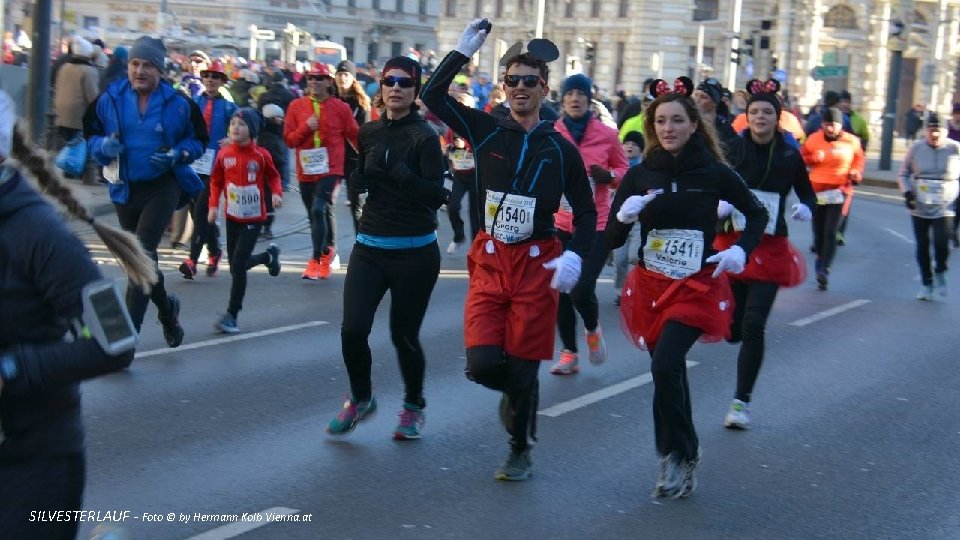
[81,280,138,355]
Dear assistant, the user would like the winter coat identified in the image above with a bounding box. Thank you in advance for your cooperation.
[283,95,359,182]
[54,58,100,130]
[898,139,960,219]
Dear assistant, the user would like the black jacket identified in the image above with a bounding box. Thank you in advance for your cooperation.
[421,51,597,257]
[725,131,817,237]
[352,111,447,237]
[605,134,767,265]
[257,119,288,168]
[0,166,133,461]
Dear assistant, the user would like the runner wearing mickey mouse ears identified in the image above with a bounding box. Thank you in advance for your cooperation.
[605,78,767,498]
[714,80,817,430]
[421,19,597,482]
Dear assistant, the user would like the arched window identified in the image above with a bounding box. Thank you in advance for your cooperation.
[823,4,858,29]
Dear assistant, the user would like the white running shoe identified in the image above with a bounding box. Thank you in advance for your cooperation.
[584,327,607,365]
[446,241,463,254]
[935,272,947,298]
[723,399,751,430]
[916,285,934,301]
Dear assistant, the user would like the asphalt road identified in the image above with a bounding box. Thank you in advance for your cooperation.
[69,186,959,540]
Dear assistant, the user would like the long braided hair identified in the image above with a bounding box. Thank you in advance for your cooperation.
[8,123,157,292]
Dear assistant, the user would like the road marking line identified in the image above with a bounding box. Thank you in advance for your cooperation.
[788,299,871,327]
[883,227,914,244]
[136,321,328,358]
[185,507,300,540]
[537,361,699,417]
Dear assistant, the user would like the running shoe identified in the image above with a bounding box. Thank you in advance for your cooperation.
[678,448,703,498]
[302,257,322,280]
[584,327,607,366]
[206,252,222,277]
[494,448,532,481]
[723,399,751,430]
[935,272,947,298]
[549,349,579,375]
[917,285,934,301]
[158,294,184,348]
[816,271,828,291]
[318,247,337,279]
[266,243,281,277]
[393,403,425,440]
[178,258,197,280]
[446,241,463,254]
[652,452,684,498]
[326,395,378,435]
[214,312,240,334]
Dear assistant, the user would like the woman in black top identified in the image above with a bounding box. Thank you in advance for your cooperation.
[326,56,449,441]
[605,82,767,499]
[715,90,817,430]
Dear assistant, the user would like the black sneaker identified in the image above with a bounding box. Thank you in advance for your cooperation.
[266,243,281,277]
[678,448,703,498]
[159,294,184,348]
[494,448,532,481]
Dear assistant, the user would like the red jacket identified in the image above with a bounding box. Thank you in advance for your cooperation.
[209,142,282,223]
[553,116,629,232]
[283,95,359,182]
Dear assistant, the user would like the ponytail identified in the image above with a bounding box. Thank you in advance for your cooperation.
[9,124,157,292]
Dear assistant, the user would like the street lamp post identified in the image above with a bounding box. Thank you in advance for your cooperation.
[27,0,53,145]
[879,20,906,171]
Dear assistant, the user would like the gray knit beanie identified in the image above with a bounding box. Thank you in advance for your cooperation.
[130,36,166,71]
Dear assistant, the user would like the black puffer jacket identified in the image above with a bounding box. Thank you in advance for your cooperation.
[0,166,133,461]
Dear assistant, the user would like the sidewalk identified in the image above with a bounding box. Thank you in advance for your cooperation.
[860,139,908,189]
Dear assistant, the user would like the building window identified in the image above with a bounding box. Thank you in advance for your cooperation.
[445,0,455,16]
[618,0,628,18]
[344,37,355,60]
[83,16,99,29]
[415,42,424,55]
[347,0,355,7]
[138,18,155,32]
[565,0,573,18]
[823,5,857,29]
[373,0,380,10]
[395,0,403,12]
[591,0,600,18]
[109,15,126,30]
[367,41,379,64]
[391,41,403,57]
[496,0,503,17]
[475,0,482,18]
[693,0,718,21]
[909,10,928,33]
[419,0,427,15]
[615,41,625,86]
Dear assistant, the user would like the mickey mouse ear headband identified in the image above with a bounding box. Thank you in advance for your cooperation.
[650,76,694,98]
[746,78,781,96]
[499,38,560,66]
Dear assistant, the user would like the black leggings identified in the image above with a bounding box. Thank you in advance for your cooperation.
[812,203,843,274]
[114,175,179,331]
[0,453,85,540]
[447,173,480,243]
[911,215,951,285]
[189,175,222,262]
[649,321,702,460]
[341,241,441,407]
[465,345,540,453]
[556,230,607,352]
[300,177,339,259]
[225,220,269,317]
[729,280,780,403]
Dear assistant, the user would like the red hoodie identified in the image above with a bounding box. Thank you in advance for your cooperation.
[283,95,359,183]
[209,142,282,224]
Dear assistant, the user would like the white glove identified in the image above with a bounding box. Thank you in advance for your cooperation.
[791,202,812,222]
[455,18,490,58]
[543,250,582,294]
[705,245,746,278]
[717,200,734,219]
[616,190,662,224]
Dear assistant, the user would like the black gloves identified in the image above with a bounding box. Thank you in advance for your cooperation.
[589,164,614,184]
[904,191,916,210]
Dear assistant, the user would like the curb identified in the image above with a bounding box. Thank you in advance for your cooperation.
[860,177,899,189]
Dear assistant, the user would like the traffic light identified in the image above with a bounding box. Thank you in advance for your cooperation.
[743,38,755,58]
[731,48,741,65]
[584,43,595,62]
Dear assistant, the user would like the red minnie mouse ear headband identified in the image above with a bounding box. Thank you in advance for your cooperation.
[746,78,781,96]
[650,76,694,98]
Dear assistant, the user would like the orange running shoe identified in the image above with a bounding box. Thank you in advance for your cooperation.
[317,247,336,279]
[549,349,579,375]
[302,257,322,280]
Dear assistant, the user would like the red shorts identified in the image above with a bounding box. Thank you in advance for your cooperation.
[714,232,807,287]
[464,232,562,360]
[619,266,733,351]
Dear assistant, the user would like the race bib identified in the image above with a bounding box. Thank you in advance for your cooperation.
[732,189,781,235]
[300,147,330,175]
[103,159,121,184]
[226,183,262,219]
[485,190,536,243]
[558,195,573,213]
[915,178,958,205]
[451,149,475,171]
[816,188,845,205]
[190,148,216,175]
[643,229,704,279]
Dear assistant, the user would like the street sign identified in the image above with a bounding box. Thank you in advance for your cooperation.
[255,30,276,41]
[810,65,849,80]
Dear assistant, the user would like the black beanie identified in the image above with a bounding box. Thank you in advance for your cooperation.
[622,130,645,150]
[382,56,423,94]
[746,92,782,119]
[232,108,263,140]
[823,91,841,108]
[822,107,843,124]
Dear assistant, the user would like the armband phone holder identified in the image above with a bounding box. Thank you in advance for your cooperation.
[81,279,138,355]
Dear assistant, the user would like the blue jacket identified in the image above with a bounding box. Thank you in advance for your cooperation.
[195,93,238,158]
[85,79,207,204]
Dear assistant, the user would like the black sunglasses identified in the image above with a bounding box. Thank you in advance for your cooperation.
[503,74,545,88]
[380,76,416,88]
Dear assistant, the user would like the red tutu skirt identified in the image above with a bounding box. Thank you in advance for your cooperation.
[619,266,734,351]
[713,232,807,287]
